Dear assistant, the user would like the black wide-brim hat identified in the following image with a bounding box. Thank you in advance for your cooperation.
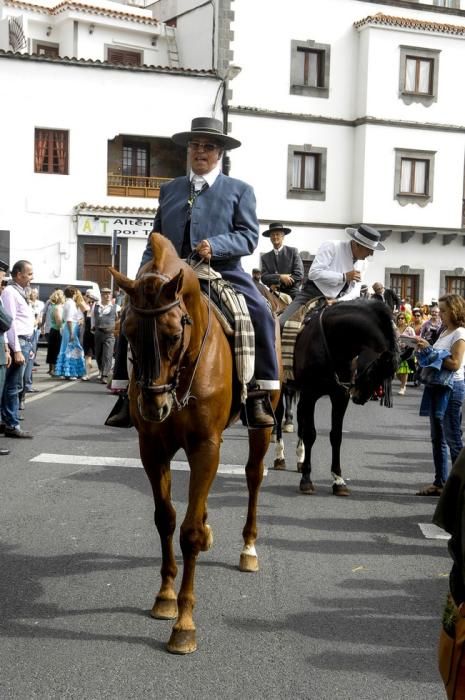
[171,117,241,150]
[262,222,292,238]
[345,224,385,251]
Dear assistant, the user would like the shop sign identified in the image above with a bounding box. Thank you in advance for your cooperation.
[78,216,154,239]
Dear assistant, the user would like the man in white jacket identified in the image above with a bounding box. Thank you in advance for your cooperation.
[279,224,385,327]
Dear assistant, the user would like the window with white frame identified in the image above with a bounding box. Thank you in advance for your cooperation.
[399,46,440,105]
[394,148,435,206]
[290,40,330,98]
[287,145,326,201]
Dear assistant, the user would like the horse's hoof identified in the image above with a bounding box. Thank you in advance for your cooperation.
[283,421,294,433]
[296,461,303,473]
[332,483,351,497]
[299,479,315,494]
[167,628,197,654]
[273,458,286,470]
[151,596,178,620]
[239,553,259,572]
[201,523,213,551]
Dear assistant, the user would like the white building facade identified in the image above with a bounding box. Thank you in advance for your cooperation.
[0,0,221,288]
[226,0,465,304]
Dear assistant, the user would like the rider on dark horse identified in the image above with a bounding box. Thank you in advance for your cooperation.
[278,224,386,327]
[260,222,304,300]
[107,117,279,429]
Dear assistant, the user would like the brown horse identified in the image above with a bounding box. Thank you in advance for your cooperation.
[110,234,279,655]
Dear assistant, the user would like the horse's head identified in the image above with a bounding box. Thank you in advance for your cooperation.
[351,347,397,405]
[111,257,194,424]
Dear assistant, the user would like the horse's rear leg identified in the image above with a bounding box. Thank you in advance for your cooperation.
[298,392,317,494]
[241,428,270,571]
[273,391,286,470]
[329,391,351,496]
[168,440,220,655]
[139,442,178,621]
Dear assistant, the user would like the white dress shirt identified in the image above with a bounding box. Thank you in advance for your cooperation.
[309,240,367,301]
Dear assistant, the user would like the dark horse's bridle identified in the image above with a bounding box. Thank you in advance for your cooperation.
[318,305,381,395]
[129,270,210,411]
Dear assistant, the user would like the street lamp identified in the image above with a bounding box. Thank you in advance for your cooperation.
[212,65,242,175]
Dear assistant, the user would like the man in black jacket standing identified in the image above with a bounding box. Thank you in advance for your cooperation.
[260,222,304,299]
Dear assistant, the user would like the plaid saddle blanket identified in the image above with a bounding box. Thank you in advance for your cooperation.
[192,262,255,401]
[282,298,324,382]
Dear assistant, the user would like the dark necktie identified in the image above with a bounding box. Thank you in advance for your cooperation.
[187,181,208,221]
[182,181,208,257]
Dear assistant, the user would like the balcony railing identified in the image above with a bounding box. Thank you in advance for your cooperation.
[107,174,171,198]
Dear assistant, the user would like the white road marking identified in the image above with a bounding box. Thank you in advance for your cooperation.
[31,453,267,476]
[25,372,100,403]
[419,523,450,540]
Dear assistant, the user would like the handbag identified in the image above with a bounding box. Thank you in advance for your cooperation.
[0,305,12,333]
[439,594,465,699]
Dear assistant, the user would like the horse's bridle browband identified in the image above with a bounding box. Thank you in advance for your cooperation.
[131,298,181,317]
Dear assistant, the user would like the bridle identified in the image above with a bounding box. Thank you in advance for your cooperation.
[318,306,381,395]
[129,267,211,412]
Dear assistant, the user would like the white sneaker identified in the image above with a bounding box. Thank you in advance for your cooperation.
[398,387,406,395]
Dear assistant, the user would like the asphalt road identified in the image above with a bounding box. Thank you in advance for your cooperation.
[0,352,449,699]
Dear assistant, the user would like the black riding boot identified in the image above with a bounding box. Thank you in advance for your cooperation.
[241,389,276,430]
[105,392,133,428]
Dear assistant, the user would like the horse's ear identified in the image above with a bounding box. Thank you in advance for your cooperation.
[162,270,184,300]
[110,268,135,296]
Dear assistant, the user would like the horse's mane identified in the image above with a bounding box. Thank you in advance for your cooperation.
[325,299,397,353]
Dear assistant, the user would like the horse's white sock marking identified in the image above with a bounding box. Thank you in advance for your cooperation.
[296,439,305,463]
[331,471,346,486]
[241,544,257,557]
[275,439,285,461]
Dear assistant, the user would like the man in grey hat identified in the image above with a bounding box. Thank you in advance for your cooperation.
[260,222,304,300]
[279,224,385,328]
[108,117,279,428]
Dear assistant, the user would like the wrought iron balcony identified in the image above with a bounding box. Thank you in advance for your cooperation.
[107,174,171,198]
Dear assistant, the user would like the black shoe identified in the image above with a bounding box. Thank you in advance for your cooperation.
[33,362,40,367]
[25,388,40,394]
[105,394,133,428]
[0,448,10,455]
[4,427,33,439]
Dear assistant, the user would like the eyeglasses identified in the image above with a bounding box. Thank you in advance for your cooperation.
[188,141,219,152]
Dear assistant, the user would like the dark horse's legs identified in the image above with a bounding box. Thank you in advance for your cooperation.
[329,389,351,495]
[298,387,351,495]
[298,390,317,493]
[283,381,298,431]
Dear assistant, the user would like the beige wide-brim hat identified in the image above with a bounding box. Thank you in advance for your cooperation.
[345,224,385,251]
[171,117,241,150]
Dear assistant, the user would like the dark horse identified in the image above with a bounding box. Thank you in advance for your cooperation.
[274,299,398,495]
[110,234,279,654]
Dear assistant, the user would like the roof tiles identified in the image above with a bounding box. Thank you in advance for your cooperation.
[354,12,465,36]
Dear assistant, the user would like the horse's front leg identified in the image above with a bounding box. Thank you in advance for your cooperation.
[139,439,178,621]
[240,428,270,571]
[168,438,220,655]
[329,390,351,496]
[298,391,317,494]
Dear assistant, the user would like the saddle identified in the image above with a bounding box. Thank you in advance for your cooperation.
[193,262,255,401]
[281,297,326,382]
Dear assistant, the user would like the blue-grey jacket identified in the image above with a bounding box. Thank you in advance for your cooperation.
[141,173,259,268]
